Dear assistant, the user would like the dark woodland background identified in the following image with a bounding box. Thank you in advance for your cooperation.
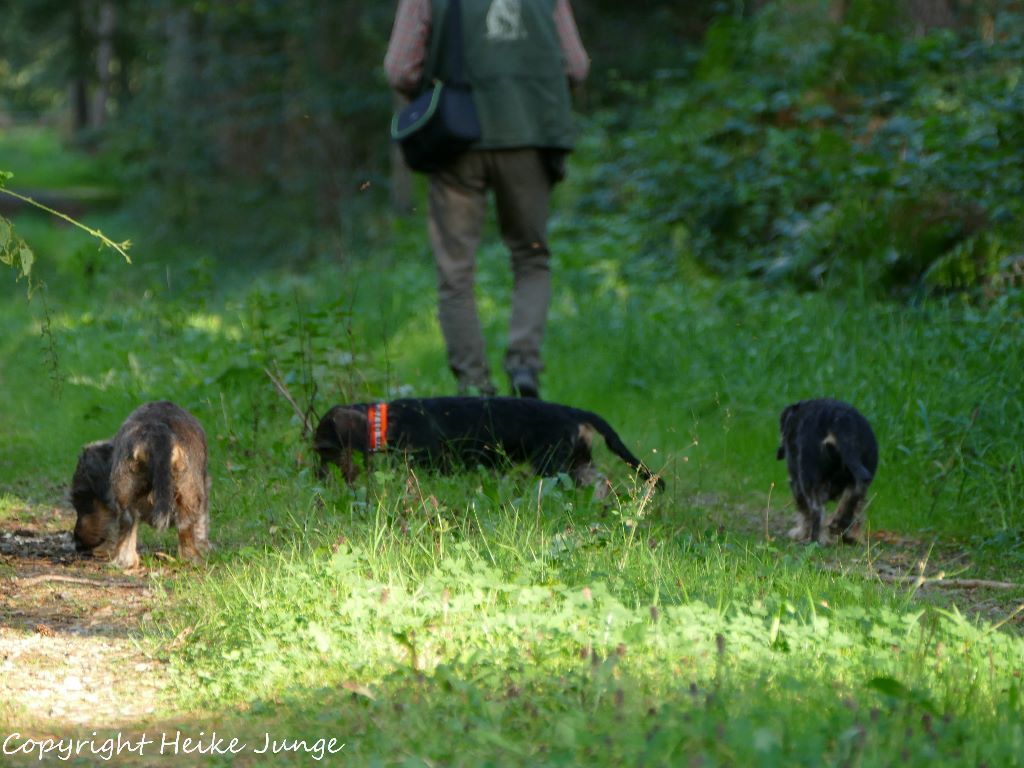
[4,0,1021,299]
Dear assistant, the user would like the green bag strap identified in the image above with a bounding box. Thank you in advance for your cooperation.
[390,81,444,140]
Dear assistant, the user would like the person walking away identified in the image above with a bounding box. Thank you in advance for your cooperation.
[385,0,589,398]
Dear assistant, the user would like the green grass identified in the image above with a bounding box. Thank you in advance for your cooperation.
[0,126,119,190]
[1,116,1023,766]
[157,515,1024,766]
[2,191,1023,765]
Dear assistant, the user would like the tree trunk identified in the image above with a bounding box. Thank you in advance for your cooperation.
[70,0,91,133]
[162,7,197,220]
[91,1,116,128]
[163,8,192,103]
[908,0,958,35]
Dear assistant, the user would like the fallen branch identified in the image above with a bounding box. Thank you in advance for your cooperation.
[824,565,1020,590]
[12,574,147,589]
[886,576,1020,590]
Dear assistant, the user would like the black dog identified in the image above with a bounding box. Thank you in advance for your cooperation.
[776,398,878,545]
[71,401,211,568]
[70,439,116,547]
[314,396,662,496]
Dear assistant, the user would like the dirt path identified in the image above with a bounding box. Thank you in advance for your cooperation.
[0,500,169,730]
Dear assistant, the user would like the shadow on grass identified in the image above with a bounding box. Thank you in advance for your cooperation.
[3,650,1024,767]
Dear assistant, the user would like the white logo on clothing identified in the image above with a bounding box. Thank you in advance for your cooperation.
[486,0,526,41]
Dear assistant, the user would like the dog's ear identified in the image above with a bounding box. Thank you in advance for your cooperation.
[779,403,800,432]
[330,408,369,449]
[777,403,800,460]
[313,407,368,483]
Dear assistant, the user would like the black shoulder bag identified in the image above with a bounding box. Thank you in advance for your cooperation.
[390,0,481,173]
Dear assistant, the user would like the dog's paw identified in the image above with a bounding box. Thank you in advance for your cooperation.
[592,477,613,501]
[828,518,861,545]
[836,520,863,545]
[787,518,809,541]
[178,542,211,566]
[109,550,141,570]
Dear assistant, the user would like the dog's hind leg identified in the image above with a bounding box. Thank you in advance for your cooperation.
[828,485,867,544]
[571,462,612,500]
[176,480,211,564]
[789,491,829,544]
[806,494,830,545]
[787,493,813,542]
[559,425,611,499]
[789,449,830,545]
[176,519,210,563]
[110,512,141,569]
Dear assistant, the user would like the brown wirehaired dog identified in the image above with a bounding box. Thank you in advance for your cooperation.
[314,396,662,497]
[71,401,211,568]
[776,398,878,545]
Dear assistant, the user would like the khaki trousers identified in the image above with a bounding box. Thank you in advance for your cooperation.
[428,148,552,391]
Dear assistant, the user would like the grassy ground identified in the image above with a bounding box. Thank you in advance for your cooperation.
[0,126,119,190]
[2,146,1023,765]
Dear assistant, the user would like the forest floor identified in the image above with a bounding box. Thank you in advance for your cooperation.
[0,495,168,732]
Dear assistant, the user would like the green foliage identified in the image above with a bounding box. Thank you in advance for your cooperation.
[104,0,397,249]
[0,172,35,288]
[0,173,129,301]
[567,2,1024,296]
[0,216,34,285]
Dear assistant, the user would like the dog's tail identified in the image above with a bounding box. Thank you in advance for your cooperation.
[828,436,874,490]
[146,425,177,531]
[577,410,664,490]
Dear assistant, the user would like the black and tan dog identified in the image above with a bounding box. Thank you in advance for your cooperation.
[314,396,662,496]
[777,398,878,545]
[71,401,211,568]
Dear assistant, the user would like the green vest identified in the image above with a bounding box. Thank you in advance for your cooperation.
[426,0,575,151]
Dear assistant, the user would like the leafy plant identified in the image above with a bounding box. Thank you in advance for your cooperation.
[0,170,131,294]
[564,1,1024,298]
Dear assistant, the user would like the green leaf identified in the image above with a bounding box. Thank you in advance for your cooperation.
[18,245,34,278]
[867,676,912,699]
[867,676,938,714]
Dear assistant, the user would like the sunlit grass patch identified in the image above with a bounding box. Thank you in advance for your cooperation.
[0,493,31,523]
[155,468,1024,765]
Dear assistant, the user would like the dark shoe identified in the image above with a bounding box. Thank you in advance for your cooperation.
[509,368,540,399]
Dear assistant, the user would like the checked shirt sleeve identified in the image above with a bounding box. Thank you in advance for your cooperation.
[384,0,432,98]
[555,0,590,85]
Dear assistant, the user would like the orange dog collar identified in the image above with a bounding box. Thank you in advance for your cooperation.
[367,403,389,452]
